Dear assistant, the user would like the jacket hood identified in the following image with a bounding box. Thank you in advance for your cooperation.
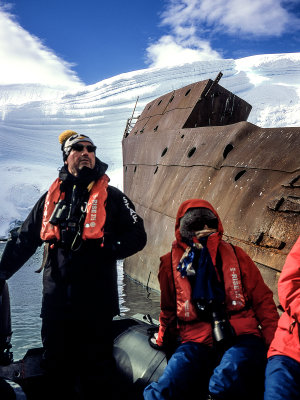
[59,157,108,186]
[175,199,223,244]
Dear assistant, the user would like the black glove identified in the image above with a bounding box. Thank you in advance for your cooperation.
[147,326,163,350]
[148,332,163,350]
[0,279,6,296]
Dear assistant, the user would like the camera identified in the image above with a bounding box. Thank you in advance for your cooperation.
[49,199,69,225]
[195,300,236,348]
[211,309,236,348]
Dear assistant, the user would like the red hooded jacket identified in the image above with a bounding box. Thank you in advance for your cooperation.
[156,199,279,348]
[268,235,300,363]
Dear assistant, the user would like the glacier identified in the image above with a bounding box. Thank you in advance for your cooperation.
[0,53,300,238]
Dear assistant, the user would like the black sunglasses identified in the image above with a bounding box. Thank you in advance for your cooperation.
[71,143,96,153]
[188,218,218,231]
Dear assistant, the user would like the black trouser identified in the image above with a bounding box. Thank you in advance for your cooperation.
[41,317,117,400]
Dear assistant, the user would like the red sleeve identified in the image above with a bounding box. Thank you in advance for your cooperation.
[278,236,300,322]
[156,252,178,346]
[235,246,279,346]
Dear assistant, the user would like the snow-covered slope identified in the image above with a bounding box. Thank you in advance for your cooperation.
[0,53,300,238]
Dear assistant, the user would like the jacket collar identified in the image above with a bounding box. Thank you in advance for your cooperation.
[58,157,108,188]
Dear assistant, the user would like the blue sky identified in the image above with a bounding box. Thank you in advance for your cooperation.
[0,0,300,86]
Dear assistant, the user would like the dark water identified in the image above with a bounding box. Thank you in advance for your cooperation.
[0,243,161,361]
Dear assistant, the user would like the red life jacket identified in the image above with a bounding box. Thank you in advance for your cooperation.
[171,236,247,322]
[40,174,109,241]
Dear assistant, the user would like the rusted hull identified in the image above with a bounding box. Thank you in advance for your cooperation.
[122,78,300,300]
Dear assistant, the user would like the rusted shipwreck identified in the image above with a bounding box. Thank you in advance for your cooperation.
[122,74,300,302]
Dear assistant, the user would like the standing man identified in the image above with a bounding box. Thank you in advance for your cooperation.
[0,130,147,399]
[144,199,278,400]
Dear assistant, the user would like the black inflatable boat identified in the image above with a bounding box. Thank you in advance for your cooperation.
[0,282,166,399]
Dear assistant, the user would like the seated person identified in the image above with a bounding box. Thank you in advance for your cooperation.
[264,235,300,400]
[144,199,279,400]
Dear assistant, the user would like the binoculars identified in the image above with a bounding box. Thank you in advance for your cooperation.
[49,199,69,226]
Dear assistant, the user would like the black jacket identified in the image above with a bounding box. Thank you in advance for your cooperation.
[0,160,147,320]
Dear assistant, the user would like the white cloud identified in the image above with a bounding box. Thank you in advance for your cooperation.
[0,5,83,87]
[161,0,298,36]
[146,0,299,67]
[146,35,221,68]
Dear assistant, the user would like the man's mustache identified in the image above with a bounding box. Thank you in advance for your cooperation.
[79,156,90,162]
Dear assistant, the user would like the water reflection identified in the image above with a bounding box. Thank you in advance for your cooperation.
[118,261,161,321]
